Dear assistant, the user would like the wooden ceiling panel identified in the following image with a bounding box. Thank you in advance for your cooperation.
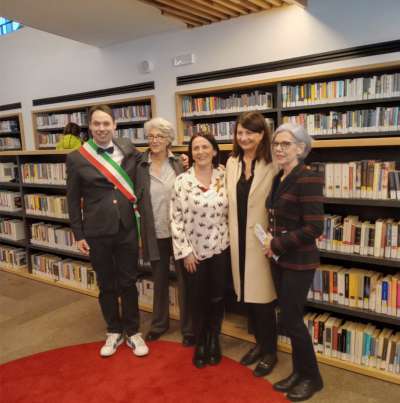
[139,0,307,28]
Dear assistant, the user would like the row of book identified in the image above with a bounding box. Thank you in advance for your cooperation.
[31,253,96,290]
[36,112,88,129]
[309,264,400,317]
[115,127,146,143]
[282,106,399,136]
[183,118,275,142]
[0,120,18,133]
[0,162,17,182]
[30,222,79,253]
[311,160,400,200]
[279,311,400,374]
[0,191,22,211]
[0,137,21,150]
[138,278,180,317]
[318,215,400,259]
[281,73,400,107]
[37,133,62,148]
[24,194,68,219]
[113,104,151,122]
[21,163,67,185]
[0,244,26,269]
[0,218,25,241]
[182,91,273,116]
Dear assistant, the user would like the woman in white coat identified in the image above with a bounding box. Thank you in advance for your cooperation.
[226,111,278,377]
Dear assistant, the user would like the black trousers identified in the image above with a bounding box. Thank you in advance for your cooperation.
[271,262,321,380]
[185,248,228,344]
[247,301,277,355]
[150,238,193,336]
[87,223,139,337]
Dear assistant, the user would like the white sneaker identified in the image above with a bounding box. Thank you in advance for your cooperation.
[100,333,123,357]
[126,333,149,357]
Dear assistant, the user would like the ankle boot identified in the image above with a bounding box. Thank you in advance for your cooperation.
[208,332,222,365]
[192,333,208,369]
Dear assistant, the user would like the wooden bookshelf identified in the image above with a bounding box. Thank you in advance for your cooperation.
[31,96,156,150]
[0,112,26,152]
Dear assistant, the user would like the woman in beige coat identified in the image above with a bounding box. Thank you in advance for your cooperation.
[226,111,277,377]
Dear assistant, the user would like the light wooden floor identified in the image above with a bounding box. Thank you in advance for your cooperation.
[0,270,398,403]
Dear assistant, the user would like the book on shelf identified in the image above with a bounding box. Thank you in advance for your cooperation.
[21,163,67,185]
[182,90,273,117]
[112,104,151,122]
[0,191,22,212]
[282,106,399,136]
[115,127,146,144]
[0,218,25,241]
[308,264,400,318]
[311,161,400,200]
[318,215,400,259]
[279,310,400,375]
[0,137,21,150]
[37,133,63,149]
[0,162,18,182]
[30,222,79,253]
[24,194,68,219]
[36,112,88,129]
[31,253,96,290]
[0,120,18,133]
[281,72,400,107]
[0,244,26,269]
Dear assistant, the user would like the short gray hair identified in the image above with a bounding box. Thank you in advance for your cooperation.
[272,123,312,160]
[144,117,175,144]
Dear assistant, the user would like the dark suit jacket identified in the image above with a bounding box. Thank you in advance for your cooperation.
[266,163,324,270]
[66,138,141,241]
[135,150,184,262]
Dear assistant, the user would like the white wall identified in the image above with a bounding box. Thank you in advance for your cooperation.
[1,0,400,149]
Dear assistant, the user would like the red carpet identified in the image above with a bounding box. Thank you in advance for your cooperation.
[0,340,289,403]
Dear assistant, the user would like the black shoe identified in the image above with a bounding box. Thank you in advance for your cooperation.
[193,344,208,368]
[182,335,195,347]
[208,333,222,365]
[145,331,164,341]
[240,345,263,366]
[273,373,301,392]
[253,353,277,377]
[286,378,323,402]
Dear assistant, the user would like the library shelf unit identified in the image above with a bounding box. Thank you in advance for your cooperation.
[175,62,400,384]
[31,96,156,150]
[0,112,26,151]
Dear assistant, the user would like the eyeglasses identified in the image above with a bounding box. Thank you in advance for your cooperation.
[148,134,167,142]
[271,141,296,151]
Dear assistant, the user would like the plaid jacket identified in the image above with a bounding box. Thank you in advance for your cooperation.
[266,163,324,270]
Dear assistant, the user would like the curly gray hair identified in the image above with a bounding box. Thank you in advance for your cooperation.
[144,117,175,145]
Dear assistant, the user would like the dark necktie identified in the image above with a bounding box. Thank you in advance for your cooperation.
[97,146,114,155]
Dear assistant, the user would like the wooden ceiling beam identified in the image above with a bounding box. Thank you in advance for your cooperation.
[190,0,233,19]
[149,2,211,24]
[164,0,222,22]
[213,0,248,15]
[151,0,220,22]
[230,0,261,12]
[281,0,307,7]
[196,1,240,17]
[247,0,272,10]
[264,0,283,7]
[161,10,202,27]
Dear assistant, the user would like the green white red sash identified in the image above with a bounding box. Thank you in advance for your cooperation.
[79,139,140,235]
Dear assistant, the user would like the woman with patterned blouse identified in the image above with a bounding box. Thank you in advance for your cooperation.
[170,133,229,369]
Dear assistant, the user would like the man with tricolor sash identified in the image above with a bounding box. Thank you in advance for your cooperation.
[66,104,149,358]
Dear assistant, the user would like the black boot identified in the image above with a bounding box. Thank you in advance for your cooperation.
[192,333,208,369]
[208,332,222,365]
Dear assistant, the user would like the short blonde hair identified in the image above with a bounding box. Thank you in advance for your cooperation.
[144,117,175,145]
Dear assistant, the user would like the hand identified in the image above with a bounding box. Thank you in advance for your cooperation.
[184,253,198,273]
[180,154,189,170]
[77,239,90,255]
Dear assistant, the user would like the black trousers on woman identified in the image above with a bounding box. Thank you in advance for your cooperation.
[185,248,228,344]
[271,262,322,381]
